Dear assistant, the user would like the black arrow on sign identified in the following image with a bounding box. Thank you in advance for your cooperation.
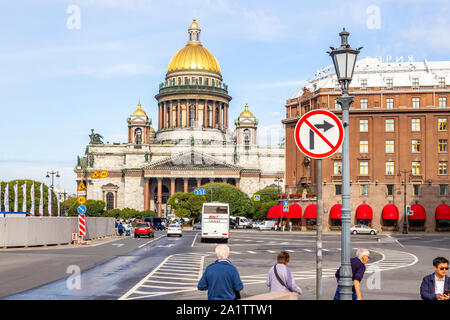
[309,120,334,150]
[314,120,334,132]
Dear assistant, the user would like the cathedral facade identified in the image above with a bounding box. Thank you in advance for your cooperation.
[75,20,285,216]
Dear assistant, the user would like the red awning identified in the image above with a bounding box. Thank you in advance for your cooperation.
[382,204,399,220]
[267,204,282,219]
[330,204,342,219]
[304,204,317,219]
[435,204,450,220]
[286,203,302,219]
[409,204,426,220]
[356,204,373,220]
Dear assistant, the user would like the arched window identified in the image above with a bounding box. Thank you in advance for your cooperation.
[134,128,142,144]
[178,77,181,85]
[189,104,196,126]
[106,192,114,210]
[243,129,250,144]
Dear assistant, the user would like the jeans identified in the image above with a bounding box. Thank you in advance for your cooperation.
[333,286,357,300]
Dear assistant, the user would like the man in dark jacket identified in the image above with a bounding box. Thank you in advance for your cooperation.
[198,244,244,300]
[420,257,450,300]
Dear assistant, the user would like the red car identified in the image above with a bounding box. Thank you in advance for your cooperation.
[134,222,154,238]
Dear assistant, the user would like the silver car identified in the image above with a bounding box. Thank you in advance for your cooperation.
[350,224,378,235]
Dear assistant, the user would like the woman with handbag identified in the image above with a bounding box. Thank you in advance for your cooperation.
[266,251,303,295]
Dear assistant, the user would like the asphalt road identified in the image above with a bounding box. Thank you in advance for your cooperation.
[1,230,449,300]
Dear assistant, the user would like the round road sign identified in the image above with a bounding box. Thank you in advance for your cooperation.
[294,109,344,159]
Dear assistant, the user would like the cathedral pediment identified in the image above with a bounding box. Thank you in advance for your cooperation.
[143,148,241,170]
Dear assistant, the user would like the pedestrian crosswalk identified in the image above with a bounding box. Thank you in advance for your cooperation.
[119,248,418,300]
[119,252,206,300]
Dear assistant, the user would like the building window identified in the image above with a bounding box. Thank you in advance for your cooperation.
[385,140,394,153]
[212,79,215,87]
[438,118,448,131]
[386,162,395,175]
[334,161,342,175]
[386,98,394,109]
[360,184,368,196]
[199,77,202,85]
[335,185,342,195]
[412,78,419,87]
[412,140,421,153]
[439,139,448,152]
[360,119,368,132]
[439,184,448,196]
[335,99,341,110]
[412,97,420,109]
[360,162,369,175]
[386,184,394,196]
[361,79,368,89]
[439,97,447,108]
[386,78,393,88]
[385,119,394,132]
[106,192,115,210]
[439,77,446,87]
[360,141,368,153]
[411,119,421,131]
[412,161,421,175]
[360,98,368,109]
[439,161,448,175]
[413,184,420,196]
[178,77,181,85]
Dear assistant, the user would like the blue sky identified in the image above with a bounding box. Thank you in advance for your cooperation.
[1,0,450,192]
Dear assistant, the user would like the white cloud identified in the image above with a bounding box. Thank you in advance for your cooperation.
[246,79,307,89]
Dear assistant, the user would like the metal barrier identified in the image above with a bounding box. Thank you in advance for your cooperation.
[0,217,115,248]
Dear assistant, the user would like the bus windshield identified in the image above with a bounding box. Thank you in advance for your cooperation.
[203,205,228,214]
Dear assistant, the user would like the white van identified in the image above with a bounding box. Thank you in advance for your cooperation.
[258,220,276,231]
[201,202,230,243]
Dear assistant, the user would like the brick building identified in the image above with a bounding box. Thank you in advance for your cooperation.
[282,57,450,232]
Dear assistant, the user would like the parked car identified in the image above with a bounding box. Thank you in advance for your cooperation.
[134,222,154,238]
[251,221,263,229]
[258,220,276,231]
[193,222,202,230]
[167,224,182,237]
[350,224,378,235]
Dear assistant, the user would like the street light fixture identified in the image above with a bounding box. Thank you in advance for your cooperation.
[46,171,60,216]
[328,28,362,300]
[397,170,413,234]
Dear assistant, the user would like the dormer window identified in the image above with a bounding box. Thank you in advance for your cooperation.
[361,79,368,89]
[412,78,419,88]
[439,77,446,88]
[386,78,393,89]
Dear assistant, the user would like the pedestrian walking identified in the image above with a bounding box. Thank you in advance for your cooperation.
[289,221,293,232]
[282,221,286,232]
[274,221,278,231]
[198,244,244,300]
[333,248,370,300]
[267,251,302,295]
[420,256,450,300]
[118,222,124,236]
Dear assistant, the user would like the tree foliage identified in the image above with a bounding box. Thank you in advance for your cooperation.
[203,183,254,218]
[167,192,206,223]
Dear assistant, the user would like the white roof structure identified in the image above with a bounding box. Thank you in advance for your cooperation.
[293,57,450,98]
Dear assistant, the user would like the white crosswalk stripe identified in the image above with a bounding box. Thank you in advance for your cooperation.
[119,253,206,300]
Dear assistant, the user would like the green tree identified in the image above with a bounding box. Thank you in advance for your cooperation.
[254,200,278,221]
[167,192,206,224]
[203,183,254,218]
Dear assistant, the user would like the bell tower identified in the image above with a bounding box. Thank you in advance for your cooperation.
[235,103,258,146]
[127,101,153,144]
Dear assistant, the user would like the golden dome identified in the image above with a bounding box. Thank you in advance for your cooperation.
[240,103,254,118]
[190,18,200,29]
[132,101,147,116]
[150,127,155,133]
[167,20,221,75]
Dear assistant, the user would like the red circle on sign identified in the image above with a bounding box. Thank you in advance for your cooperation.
[294,109,344,159]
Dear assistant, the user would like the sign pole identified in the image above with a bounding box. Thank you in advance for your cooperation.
[316,159,323,300]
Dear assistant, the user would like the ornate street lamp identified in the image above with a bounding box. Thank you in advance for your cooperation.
[46,171,60,216]
[398,170,413,234]
[328,28,362,300]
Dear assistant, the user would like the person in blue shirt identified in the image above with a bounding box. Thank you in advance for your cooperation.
[198,244,244,300]
[333,248,370,300]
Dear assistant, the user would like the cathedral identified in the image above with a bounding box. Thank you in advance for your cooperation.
[75,19,285,216]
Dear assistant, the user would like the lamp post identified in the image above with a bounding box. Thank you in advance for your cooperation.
[397,170,412,234]
[275,176,283,229]
[46,171,60,216]
[328,28,362,300]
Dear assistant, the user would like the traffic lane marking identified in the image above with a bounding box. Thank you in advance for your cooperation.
[137,235,165,249]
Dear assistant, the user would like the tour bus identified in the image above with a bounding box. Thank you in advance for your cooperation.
[201,202,230,243]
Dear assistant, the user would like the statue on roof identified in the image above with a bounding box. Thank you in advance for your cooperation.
[89,129,104,145]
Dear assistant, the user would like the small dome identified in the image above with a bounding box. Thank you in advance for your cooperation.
[190,18,200,29]
[132,101,147,116]
[239,103,254,118]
